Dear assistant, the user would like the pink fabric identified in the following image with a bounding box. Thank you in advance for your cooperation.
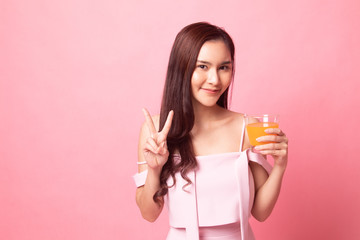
[183,152,241,226]
[167,222,242,240]
[134,150,272,240]
[166,149,271,240]
[133,170,148,187]
[133,117,271,239]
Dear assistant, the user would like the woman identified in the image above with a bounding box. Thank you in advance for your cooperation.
[133,22,288,240]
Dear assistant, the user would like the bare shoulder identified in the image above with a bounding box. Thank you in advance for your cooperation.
[218,109,244,143]
[219,108,241,119]
[224,110,245,125]
[226,110,254,151]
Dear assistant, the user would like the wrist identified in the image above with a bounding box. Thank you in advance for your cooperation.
[147,166,163,176]
[272,163,286,176]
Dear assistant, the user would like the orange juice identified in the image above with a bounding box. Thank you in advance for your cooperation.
[246,122,279,146]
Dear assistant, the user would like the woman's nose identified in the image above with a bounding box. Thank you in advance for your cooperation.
[207,69,220,84]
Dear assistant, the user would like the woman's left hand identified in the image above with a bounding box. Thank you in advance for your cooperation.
[254,128,288,169]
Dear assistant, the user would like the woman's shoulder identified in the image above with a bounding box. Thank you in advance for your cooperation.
[222,109,245,121]
[225,110,260,124]
[213,109,249,152]
[215,109,245,132]
[226,111,254,150]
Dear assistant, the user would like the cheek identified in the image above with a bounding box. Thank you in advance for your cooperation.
[191,71,202,88]
[190,74,197,97]
[222,74,233,88]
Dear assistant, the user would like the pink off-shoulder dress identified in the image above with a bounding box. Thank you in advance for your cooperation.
[133,120,272,240]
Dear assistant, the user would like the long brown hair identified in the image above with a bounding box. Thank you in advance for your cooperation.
[154,22,235,202]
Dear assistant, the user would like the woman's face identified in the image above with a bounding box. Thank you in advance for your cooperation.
[191,40,233,108]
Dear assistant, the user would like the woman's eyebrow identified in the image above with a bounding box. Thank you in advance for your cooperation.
[197,60,232,65]
[197,60,211,64]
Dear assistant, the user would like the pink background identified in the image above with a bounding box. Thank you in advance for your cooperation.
[1,0,359,239]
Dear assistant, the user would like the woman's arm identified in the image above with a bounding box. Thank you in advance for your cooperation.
[249,161,286,221]
[248,128,288,222]
[135,109,174,222]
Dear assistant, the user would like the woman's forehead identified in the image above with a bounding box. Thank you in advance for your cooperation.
[197,40,232,63]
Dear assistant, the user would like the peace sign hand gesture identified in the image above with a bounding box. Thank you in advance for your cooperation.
[141,108,174,171]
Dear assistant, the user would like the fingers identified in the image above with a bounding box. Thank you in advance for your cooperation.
[256,135,287,144]
[142,108,173,151]
[254,141,288,156]
[142,108,157,137]
[255,142,287,150]
[259,128,288,143]
[265,128,286,138]
[158,110,174,142]
[144,137,169,155]
[144,137,159,153]
[256,149,287,157]
[254,128,288,156]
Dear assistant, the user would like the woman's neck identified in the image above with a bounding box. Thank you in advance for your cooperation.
[192,103,228,130]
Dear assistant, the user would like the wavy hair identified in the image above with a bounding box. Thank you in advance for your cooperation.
[153,22,235,202]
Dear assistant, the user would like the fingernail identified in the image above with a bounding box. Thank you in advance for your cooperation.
[265,129,271,133]
[256,137,262,142]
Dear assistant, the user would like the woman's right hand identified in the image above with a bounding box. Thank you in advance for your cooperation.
[142,108,174,171]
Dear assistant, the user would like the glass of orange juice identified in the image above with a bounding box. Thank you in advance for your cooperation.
[245,114,279,146]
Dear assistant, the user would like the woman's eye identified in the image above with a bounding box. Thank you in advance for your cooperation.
[220,65,230,70]
[198,65,207,69]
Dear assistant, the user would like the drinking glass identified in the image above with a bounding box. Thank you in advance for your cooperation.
[245,114,279,146]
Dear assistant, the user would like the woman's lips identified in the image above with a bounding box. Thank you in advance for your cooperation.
[201,88,220,94]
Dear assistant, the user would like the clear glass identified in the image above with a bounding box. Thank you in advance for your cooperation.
[245,114,279,146]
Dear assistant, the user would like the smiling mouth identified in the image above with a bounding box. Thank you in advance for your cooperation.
[201,88,220,93]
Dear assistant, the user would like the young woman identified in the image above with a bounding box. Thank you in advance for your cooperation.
[133,22,288,240]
